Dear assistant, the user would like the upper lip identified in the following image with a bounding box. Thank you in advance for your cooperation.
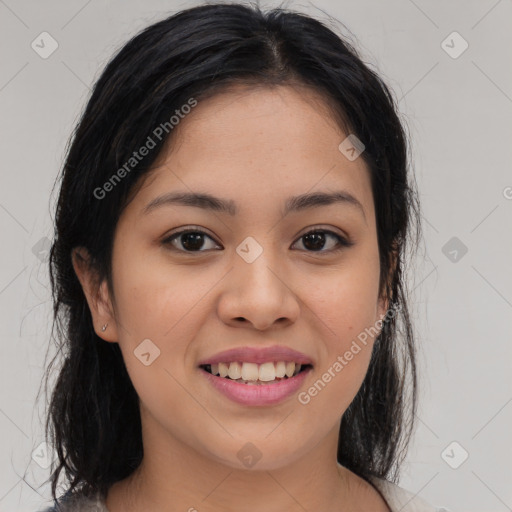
[198,345,314,366]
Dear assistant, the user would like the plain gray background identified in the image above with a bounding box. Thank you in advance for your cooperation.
[1,0,511,511]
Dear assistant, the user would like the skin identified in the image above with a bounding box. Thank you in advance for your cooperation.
[73,84,392,512]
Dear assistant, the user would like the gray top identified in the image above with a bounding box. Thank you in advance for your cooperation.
[39,476,443,512]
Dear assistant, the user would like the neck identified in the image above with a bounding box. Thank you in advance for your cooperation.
[105,409,387,512]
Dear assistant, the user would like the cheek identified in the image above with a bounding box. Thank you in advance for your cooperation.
[304,254,382,342]
[298,252,381,406]
[111,249,210,338]
[297,272,381,417]
[110,252,217,394]
[110,257,199,420]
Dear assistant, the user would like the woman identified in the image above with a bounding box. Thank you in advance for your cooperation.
[40,3,440,511]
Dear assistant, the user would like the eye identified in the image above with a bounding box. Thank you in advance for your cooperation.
[292,228,353,253]
[161,226,353,254]
[162,227,221,253]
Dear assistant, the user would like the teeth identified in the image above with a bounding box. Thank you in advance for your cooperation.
[207,361,305,381]
[259,362,276,381]
[275,361,286,378]
[218,362,229,378]
[227,361,242,380]
[241,362,259,381]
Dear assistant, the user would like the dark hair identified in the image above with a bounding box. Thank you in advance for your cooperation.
[41,1,421,503]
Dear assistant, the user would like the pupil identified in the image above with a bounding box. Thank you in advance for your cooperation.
[303,232,325,251]
[182,232,204,251]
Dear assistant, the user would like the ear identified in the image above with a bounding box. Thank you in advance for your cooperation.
[71,247,118,342]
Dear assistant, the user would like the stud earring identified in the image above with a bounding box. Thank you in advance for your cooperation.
[101,323,108,332]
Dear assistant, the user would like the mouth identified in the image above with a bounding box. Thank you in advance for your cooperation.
[197,346,314,405]
[199,361,314,385]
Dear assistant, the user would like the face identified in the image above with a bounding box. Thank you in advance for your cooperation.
[76,84,389,471]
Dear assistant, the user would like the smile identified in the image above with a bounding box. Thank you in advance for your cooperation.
[199,362,313,405]
[201,361,312,384]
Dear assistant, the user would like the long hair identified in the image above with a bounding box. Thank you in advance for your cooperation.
[42,2,421,502]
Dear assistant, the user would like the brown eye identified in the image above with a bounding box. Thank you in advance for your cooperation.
[292,229,353,253]
[161,227,353,254]
[162,229,221,252]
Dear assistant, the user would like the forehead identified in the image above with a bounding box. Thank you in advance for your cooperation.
[165,84,350,164]
[129,85,375,222]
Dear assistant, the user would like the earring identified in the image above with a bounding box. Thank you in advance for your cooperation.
[101,323,108,332]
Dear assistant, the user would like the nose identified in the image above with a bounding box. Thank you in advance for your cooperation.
[217,247,300,331]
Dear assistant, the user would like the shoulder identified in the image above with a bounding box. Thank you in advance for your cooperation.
[368,476,444,512]
[37,489,108,512]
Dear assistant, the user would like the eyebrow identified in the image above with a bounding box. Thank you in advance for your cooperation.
[142,190,366,221]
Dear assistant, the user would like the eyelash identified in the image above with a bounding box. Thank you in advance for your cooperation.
[161,226,354,255]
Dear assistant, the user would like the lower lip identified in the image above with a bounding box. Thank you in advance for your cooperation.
[200,366,312,406]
